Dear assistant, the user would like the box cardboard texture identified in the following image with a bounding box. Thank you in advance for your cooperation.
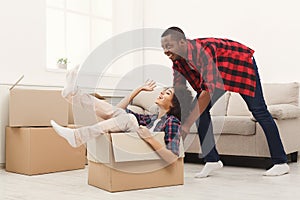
[87,132,184,192]
[5,127,86,175]
[9,88,68,127]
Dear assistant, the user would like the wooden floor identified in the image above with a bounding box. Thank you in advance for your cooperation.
[1,161,300,200]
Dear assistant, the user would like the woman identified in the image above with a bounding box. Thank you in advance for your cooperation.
[51,66,193,164]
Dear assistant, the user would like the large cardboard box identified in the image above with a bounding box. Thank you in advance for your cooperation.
[9,88,68,127]
[68,93,107,126]
[87,132,184,192]
[5,127,86,175]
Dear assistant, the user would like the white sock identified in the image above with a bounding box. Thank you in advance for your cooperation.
[195,160,223,178]
[62,65,80,98]
[263,163,290,176]
[50,120,77,148]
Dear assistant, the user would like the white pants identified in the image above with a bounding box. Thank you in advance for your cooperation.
[69,92,139,145]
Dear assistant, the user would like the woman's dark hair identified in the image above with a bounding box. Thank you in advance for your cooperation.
[167,85,193,122]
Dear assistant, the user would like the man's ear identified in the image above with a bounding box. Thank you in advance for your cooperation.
[179,39,186,46]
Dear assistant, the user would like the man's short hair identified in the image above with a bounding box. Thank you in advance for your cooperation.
[161,26,186,41]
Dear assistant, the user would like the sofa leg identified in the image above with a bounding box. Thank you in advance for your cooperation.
[290,152,298,162]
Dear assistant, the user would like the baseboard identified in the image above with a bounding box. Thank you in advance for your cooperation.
[0,163,5,169]
[184,153,297,169]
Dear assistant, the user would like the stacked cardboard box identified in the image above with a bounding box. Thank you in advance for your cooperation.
[87,132,185,192]
[5,87,86,175]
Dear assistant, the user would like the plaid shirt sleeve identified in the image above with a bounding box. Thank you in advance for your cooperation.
[126,109,151,126]
[163,116,181,156]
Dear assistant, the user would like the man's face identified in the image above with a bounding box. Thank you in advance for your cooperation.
[161,35,186,62]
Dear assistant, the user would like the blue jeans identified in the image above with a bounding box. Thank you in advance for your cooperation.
[196,58,288,164]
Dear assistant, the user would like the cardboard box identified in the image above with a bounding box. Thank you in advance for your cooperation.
[68,93,106,126]
[5,127,86,175]
[0,85,10,165]
[87,132,184,192]
[68,101,100,126]
[9,88,68,127]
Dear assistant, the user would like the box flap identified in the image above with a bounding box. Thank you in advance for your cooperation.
[87,134,111,163]
[87,132,185,164]
[178,138,185,158]
[111,132,164,162]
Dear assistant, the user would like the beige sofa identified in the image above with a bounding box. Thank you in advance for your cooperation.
[128,82,300,163]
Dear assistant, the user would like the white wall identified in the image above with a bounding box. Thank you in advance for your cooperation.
[0,0,299,87]
[0,0,65,87]
[0,0,144,90]
[143,0,300,83]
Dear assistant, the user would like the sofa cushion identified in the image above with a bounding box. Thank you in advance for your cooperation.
[227,92,251,116]
[131,87,162,113]
[190,123,198,133]
[268,104,300,120]
[213,116,256,135]
[127,105,144,114]
[226,82,299,116]
[211,92,231,116]
[145,104,159,115]
[262,82,299,106]
[252,104,300,121]
[189,116,256,136]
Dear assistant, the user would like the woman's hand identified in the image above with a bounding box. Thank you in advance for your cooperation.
[116,79,156,109]
[136,125,153,143]
[137,125,178,164]
[140,80,156,92]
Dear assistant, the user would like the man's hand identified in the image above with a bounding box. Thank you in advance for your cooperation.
[180,123,191,140]
[136,125,153,143]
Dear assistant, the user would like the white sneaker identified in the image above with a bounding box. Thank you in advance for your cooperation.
[263,163,290,176]
[195,160,223,178]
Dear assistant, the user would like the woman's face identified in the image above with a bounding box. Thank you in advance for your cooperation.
[155,88,174,111]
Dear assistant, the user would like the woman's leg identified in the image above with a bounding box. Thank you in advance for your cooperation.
[61,65,125,120]
[71,92,125,120]
[62,64,80,98]
[75,113,139,145]
[51,113,139,147]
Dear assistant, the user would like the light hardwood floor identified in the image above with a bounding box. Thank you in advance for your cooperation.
[1,161,300,200]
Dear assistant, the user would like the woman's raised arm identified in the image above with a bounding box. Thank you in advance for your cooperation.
[116,80,156,109]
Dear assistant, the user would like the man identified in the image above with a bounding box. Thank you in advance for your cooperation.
[161,26,290,178]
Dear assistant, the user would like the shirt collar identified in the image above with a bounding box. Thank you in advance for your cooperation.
[152,113,169,124]
[187,39,195,62]
[160,113,169,121]
[152,113,170,132]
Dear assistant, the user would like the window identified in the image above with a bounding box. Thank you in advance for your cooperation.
[46,0,113,69]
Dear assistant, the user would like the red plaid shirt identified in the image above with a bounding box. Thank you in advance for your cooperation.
[173,38,256,97]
